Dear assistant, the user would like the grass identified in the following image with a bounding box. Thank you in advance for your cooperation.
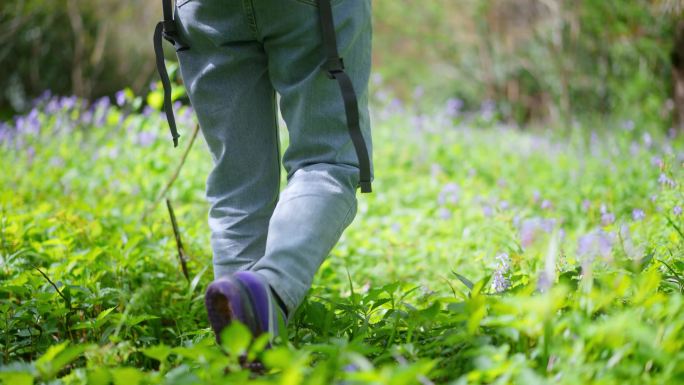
[0,91,683,384]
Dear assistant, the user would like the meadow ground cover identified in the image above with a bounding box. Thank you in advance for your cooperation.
[1,88,683,384]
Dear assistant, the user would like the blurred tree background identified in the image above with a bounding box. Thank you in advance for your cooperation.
[2,0,683,130]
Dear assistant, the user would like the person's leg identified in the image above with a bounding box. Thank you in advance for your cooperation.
[250,0,374,314]
[174,0,281,278]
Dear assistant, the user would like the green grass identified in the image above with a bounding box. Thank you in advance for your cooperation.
[1,95,683,384]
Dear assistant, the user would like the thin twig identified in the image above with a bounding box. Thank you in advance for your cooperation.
[167,198,190,282]
[34,266,71,311]
[141,122,200,221]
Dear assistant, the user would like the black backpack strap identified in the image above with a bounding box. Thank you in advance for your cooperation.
[318,0,372,193]
[153,0,182,147]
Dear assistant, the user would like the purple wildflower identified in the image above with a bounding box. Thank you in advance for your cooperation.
[651,156,663,168]
[581,199,591,212]
[491,253,510,293]
[59,95,78,111]
[0,122,12,144]
[480,100,496,121]
[438,207,451,220]
[80,110,93,125]
[668,127,677,139]
[600,204,614,226]
[674,206,682,216]
[136,131,157,147]
[590,131,599,148]
[621,120,635,131]
[115,90,126,107]
[519,217,555,248]
[388,98,403,113]
[658,173,677,188]
[45,98,60,114]
[541,199,553,210]
[445,98,463,117]
[413,86,424,100]
[533,190,541,203]
[577,229,614,261]
[142,106,154,118]
[632,209,645,221]
[49,156,65,168]
[482,205,494,217]
[37,90,52,104]
[642,132,653,147]
[437,183,460,205]
[430,163,443,179]
[411,114,426,130]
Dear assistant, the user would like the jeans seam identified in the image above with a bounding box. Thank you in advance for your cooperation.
[331,199,356,243]
[272,90,281,196]
[242,0,260,39]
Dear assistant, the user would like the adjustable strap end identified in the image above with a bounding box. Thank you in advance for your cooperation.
[360,180,372,193]
[172,134,180,148]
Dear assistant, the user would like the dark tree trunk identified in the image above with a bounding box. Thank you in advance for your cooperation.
[673,21,684,133]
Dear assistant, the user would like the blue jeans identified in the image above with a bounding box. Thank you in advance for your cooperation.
[174,0,374,314]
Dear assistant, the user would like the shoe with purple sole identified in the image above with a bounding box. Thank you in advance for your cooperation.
[205,271,286,345]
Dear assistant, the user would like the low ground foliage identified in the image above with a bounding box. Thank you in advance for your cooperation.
[1,93,683,384]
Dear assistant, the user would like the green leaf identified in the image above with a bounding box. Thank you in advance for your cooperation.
[142,344,172,363]
[0,372,33,385]
[452,271,474,290]
[35,342,88,380]
[220,322,251,357]
[111,367,143,385]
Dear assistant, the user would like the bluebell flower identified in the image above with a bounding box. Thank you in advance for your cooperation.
[651,156,663,168]
[445,98,463,117]
[600,204,614,226]
[491,253,510,293]
[642,132,652,147]
[60,95,78,110]
[136,131,157,147]
[658,173,676,188]
[413,86,424,100]
[115,90,126,107]
[632,209,645,221]
[143,106,154,118]
[577,229,614,261]
[46,98,60,114]
[482,205,494,217]
[519,217,556,248]
[437,183,460,205]
[438,207,451,220]
[621,120,635,131]
[480,100,496,121]
[581,199,591,212]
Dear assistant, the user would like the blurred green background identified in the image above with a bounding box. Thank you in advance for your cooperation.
[3,0,684,131]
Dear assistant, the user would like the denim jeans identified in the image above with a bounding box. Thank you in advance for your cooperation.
[174,0,374,314]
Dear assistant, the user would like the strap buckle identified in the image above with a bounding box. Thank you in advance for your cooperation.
[322,56,345,79]
[161,20,178,44]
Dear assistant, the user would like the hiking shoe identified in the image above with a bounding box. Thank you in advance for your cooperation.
[205,271,285,344]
